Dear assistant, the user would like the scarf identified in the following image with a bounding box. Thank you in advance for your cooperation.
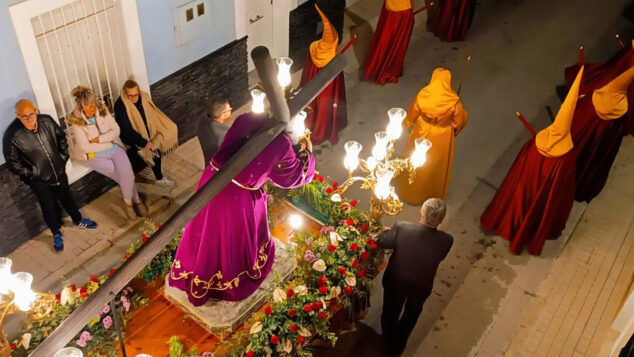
[121,90,178,155]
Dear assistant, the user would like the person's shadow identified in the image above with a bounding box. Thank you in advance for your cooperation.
[313,322,396,357]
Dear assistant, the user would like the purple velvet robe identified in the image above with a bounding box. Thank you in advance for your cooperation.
[169,113,315,305]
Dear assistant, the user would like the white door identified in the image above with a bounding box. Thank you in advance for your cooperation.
[244,0,274,71]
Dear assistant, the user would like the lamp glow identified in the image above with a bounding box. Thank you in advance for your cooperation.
[371,131,389,161]
[366,156,377,171]
[0,257,12,295]
[288,214,303,230]
[374,165,394,200]
[11,272,35,311]
[410,138,432,168]
[54,347,83,357]
[251,89,266,114]
[343,141,362,172]
[134,355,153,357]
[386,108,406,140]
[292,110,307,138]
[276,57,293,88]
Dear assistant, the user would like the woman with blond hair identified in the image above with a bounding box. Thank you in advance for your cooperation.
[67,85,148,219]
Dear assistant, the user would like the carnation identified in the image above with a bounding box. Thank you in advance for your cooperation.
[270,334,279,344]
[80,331,92,342]
[360,251,370,262]
[103,316,113,329]
[350,243,359,251]
[265,306,273,316]
[304,250,316,263]
[76,339,87,348]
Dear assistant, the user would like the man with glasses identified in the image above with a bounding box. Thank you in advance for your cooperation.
[3,99,98,253]
[197,99,232,167]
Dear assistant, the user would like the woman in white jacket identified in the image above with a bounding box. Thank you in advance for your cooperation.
[67,86,147,219]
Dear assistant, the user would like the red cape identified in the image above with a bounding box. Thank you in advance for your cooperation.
[570,96,627,202]
[429,0,476,42]
[480,139,576,255]
[300,55,347,145]
[362,4,414,85]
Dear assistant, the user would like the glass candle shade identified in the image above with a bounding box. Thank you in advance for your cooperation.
[11,272,35,311]
[0,257,12,295]
[276,57,293,88]
[292,110,307,138]
[343,141,362,172]
[54,348,84,357]
[366,156,377,171]
[374,165,395,200]
[410,138,432,168]
[371,131,389,161]
[251,89,266,114]
[386,108,406,140]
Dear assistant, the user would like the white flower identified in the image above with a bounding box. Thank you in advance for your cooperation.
[273,288,287,303]
[264,346,273,357]
[250,321,263,334]
[298,326,312,337]
[329,232,343,246]
[312,259,327,272]
[329,286,341,299]
[60,286,75,306]
[330,193,342,202]
[20,333,31,349]
[293,285,308,296]
[345,275,357,287]
[283,339,293,353]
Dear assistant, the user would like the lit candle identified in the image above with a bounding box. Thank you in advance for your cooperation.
[11,272,35,311]
[372,131,389,161]
[251,89,266,114]
[343,141,362,173]
[288,214,303,230]
[366,156,377,171]
[292,110,307,138]
[386,108,406,140]
[0,257,12,295]
[374,165,394,200]
[410,138,432,168]
[276,57,293,88]
[54,347,83,357]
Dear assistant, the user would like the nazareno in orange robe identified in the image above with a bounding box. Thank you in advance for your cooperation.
[362,1,414,85]
[395,68,467,205]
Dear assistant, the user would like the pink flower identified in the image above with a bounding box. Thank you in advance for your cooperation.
[123,301,131,312]
[76,339,87,347]
[121,295,129,303]
[306,237,314,246]
[103,316,113,329]
[304,250,316,263]
[80,331,92,342]
[101,304,110,315]
[320,226,335,235]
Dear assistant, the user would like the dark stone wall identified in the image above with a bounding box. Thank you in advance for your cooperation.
[0,37,249,255]
[150,37,249,144]
[289,0,346,71]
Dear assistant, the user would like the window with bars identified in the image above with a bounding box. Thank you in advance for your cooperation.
[31,0,132,118]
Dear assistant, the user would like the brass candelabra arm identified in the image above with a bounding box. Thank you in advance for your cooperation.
[337,176,374,195]
[30,293,56,321]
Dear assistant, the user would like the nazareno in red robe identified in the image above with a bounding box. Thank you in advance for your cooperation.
[429,0,476,42]
[299,55,347,145]
[480,139,576,255]
[362,3,414,85]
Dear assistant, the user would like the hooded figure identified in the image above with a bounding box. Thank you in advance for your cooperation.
[571,65,634,202]
[480,67,584,256]
[395,68,468,204]
[362,0,415,85]
[299,5,347,145]
[428,0,477,42]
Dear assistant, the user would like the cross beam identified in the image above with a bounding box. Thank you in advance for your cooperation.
[29,47,347,356]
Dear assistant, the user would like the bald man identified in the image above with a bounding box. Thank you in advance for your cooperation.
[3,100,97,253]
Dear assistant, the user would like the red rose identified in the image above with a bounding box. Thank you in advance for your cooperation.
[338,266,346,275]
[142,235,149,243]
[370,241,378,251]
[331,182,339,189]
[350,243,359,251]
[325,187,333,194]
[312,301,323,311]
[289,323,298,333]
[317,276,327,286]
[357,269,366,278]
[340,202,351,211]
[318,312,327,320]
[70,284,77,292]
[287,289,294,298]
[55,293,61,301]
[350,200,358,207]
[90,275,98,283]
[246,351,255,357]
[156,224,163,228]
[303,304,313,313]
[124,253,131,260]
[328,245,336,252]
[360,223,369,231]
[80,292,88,298]
[288,309,297,317]
[80,286,88,293]
[360,251,370,262]
[270,334,279,345]
[366,238,373,245]
[345,219,354,226]
[351,258,359,268]
[108,269,117,277]
[264,306,273,316]
[10,344,17,350]
[297,336,305,344]
[319,285,328,294]
[345,286,354,295]
[317,175,324,182]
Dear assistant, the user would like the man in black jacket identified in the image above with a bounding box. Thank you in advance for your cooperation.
[377,198,453,354]
[197,99,231,167]
[3,100,97,253]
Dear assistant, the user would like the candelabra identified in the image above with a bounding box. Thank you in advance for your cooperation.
[336,108,432,219]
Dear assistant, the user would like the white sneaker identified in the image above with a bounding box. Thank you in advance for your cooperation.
[155,177,175,187]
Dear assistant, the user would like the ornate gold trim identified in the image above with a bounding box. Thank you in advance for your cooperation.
[209,161,260,191]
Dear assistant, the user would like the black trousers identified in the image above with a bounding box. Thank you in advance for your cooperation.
[381,278,431,353]
[126,147,163,180]
[29,178,82,235]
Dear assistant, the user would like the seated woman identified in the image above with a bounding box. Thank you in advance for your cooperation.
[67,86,148,219]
